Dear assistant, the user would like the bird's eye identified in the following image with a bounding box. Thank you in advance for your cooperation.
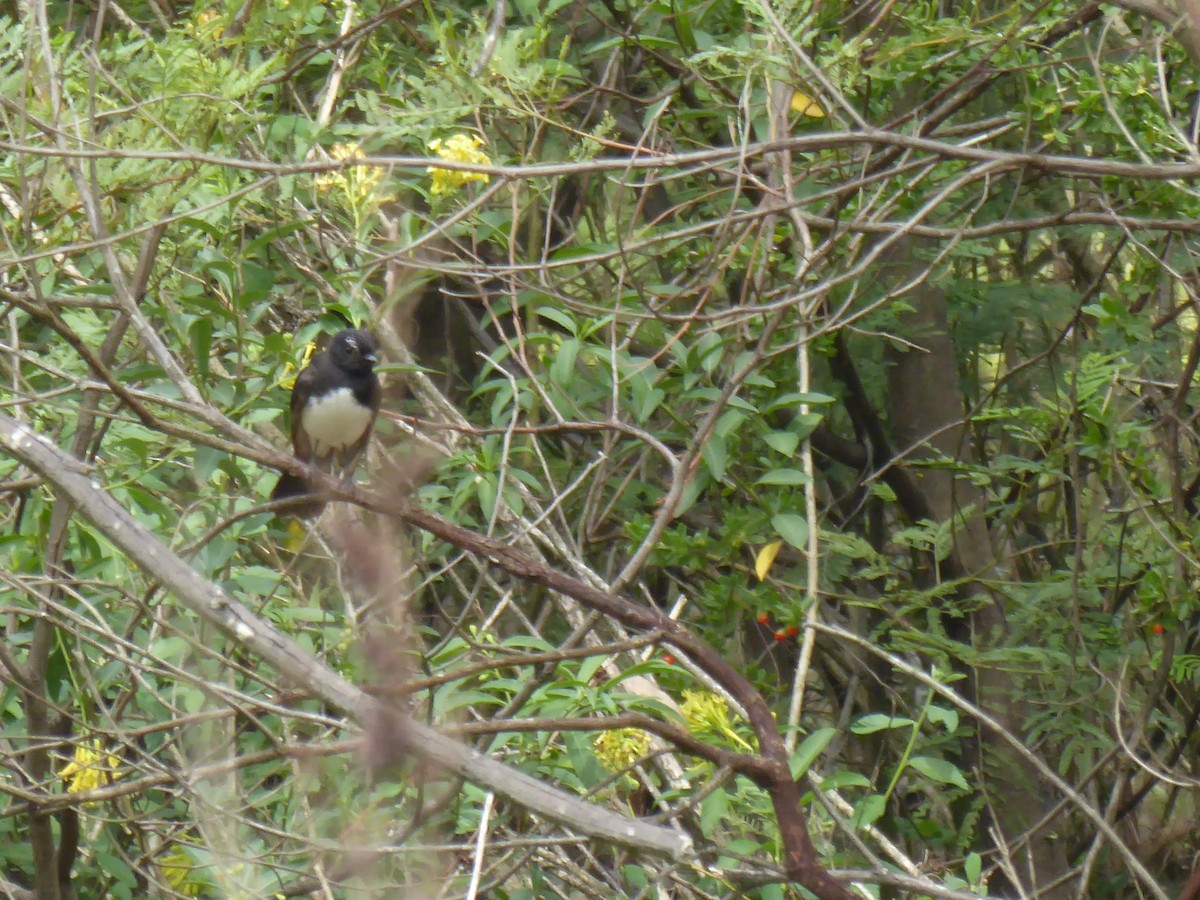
[345,339,358,352]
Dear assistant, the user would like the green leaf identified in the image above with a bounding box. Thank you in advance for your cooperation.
[237,261,274,309]
[274,605,334,624]
[673,471,706,518]
[771,513,809,549]
[671,0,696,52]
[434,689,504,715]
[852,793,886,830]
[231,565,283,594]
[792,412,824,440]
[183,687,207,714]
[151,636,190,662]
[793,391,835,404]
[177,216,225,241]
[925,704,959,733]
[634,384,665,423]
[851,714,916,734]
[702,434,727,480]
[476,475,497,522]
[547,243,615,264]
[756,468,809,486]
[714,409,745,438]
[789,727,836,778]
[622,865,649,891]
[908,755,970,790]
[563,731,603,789]
[551,337,580,386]
[577,653,606,683]
[193,445,223,484]
[816,768,873,787]
[535,309,576,338]
[695,331,724,373]
[964,852,982,884]
[765,430,800,456]
[699,787,729,834]
[190,317,213,380]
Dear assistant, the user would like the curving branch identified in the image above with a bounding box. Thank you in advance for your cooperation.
[0,412,688,861]
[0,406,864,899]
[337,481,854,897]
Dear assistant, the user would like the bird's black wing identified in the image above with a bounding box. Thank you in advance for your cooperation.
[288,358,325,462]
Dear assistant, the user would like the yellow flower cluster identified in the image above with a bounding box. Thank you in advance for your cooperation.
[593,727,651,772]
[60,740,123,796]
[314,142,384,206]
[681,690,729,732]
[681,690,754,751]
[427,134,491,196]
[278,340,317,391]
[160,848,204,897]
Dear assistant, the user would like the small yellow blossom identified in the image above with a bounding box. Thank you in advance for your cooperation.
[279,340,317,390]
[160,847,205,897]
[314,143,384,208]
[427,134,491,196]
[593,727,651,772]
[468,624,500,646]
[195,9,224,40]
[60,739,122,796]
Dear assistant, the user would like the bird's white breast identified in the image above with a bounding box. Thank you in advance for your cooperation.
[301,388,372,456]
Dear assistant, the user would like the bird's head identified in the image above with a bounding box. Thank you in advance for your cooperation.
[330,329,379,373]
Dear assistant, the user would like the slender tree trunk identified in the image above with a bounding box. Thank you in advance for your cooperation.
[882,247,1069,895]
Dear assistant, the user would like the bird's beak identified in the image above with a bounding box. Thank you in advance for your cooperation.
[364,352,378,363]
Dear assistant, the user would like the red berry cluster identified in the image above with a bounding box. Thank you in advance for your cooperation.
[661,613,803,665]
[758,611,799,641]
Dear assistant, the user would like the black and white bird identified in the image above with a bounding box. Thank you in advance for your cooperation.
[271,328,381,517]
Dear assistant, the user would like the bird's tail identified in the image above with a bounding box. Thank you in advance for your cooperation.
[270,471,325,518]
